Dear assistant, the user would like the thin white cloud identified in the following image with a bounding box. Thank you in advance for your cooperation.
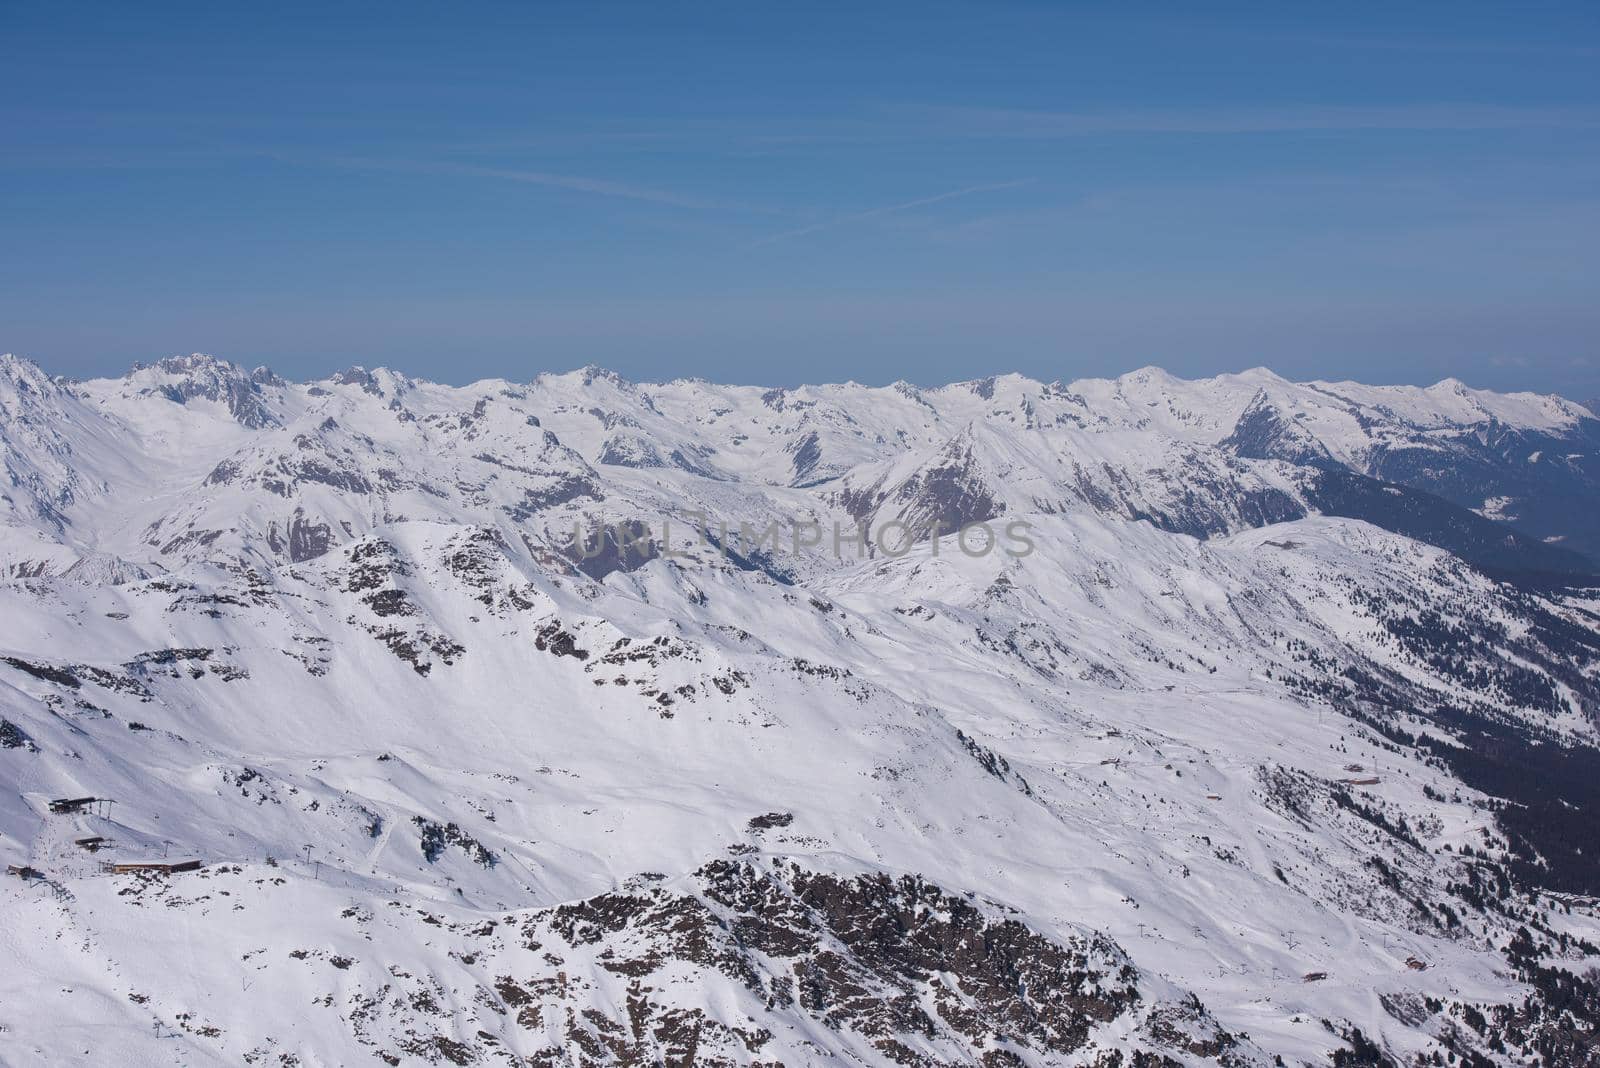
[750,178,1035,247]
[328,156,726,210]
[933,104,1600,137]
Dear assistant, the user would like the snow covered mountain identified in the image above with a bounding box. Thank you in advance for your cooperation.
[2,353,1599,1067]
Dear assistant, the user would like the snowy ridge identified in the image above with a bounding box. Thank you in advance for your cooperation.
[1,353,1599,1066]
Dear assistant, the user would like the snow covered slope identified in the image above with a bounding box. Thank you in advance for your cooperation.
[2,353,1599,1067]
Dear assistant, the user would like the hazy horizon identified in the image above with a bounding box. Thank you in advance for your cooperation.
[5,346,1597,404]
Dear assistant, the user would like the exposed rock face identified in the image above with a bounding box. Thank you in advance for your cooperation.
[139,353,281,429]
[266,509,335,562]
[499,860,1259,1068]
[325,366,389,396]
[788,430,823,485]
[888,433,1004,537]
[1222,391,1337,469]
[597,433,668,470]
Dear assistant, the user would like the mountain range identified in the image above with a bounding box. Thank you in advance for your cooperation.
[2,352,1599,1067]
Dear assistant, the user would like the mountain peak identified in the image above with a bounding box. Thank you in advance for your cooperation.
[121,352,280,428]
[529,364,636,393]
[152,352,243,375]
[0,352,51,387]
[580,364,633,389]
[1117,364,1179,386]
[322,365,413,398]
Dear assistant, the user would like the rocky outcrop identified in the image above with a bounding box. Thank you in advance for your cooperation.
[495,859,1261,1067]
[137,354,281,429]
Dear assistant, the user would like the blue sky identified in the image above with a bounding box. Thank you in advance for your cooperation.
[3,2,1598,396]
